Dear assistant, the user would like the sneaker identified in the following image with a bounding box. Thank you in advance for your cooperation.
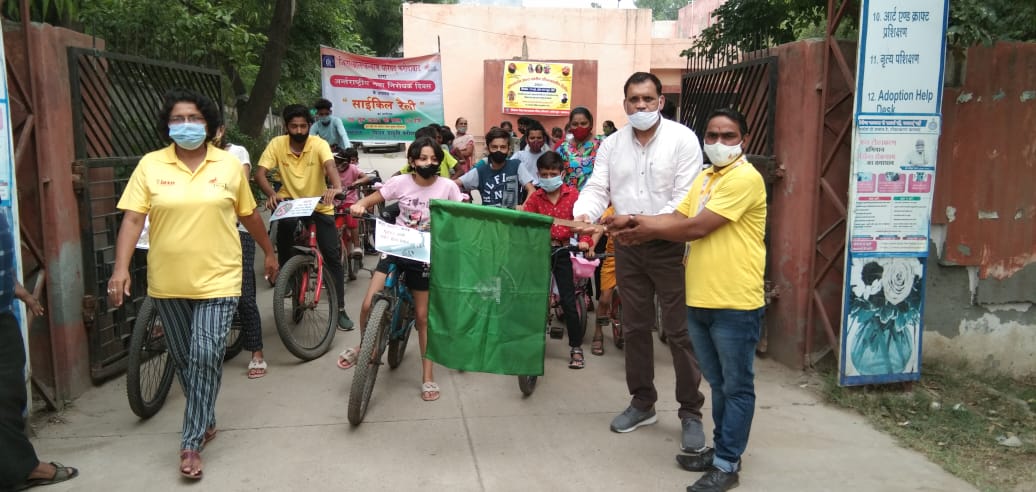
[610,405,657,433]
[337,311,355,331]
[676,448,715,472]
[687,468,739,492]
[681,417,706,453]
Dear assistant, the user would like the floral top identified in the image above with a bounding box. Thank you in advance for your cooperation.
[557,135,603,191]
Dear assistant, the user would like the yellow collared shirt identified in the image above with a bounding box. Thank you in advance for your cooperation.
[117,144,257,299]
[676,158,767,310]
[257,135,335,215]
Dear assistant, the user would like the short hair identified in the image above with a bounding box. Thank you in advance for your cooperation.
[526,121,546,137]
[314,98,333,111]
[536,151,565,172]
[407,136,445,164]
[440,127,455,146]
[455,116,467,125]
[342,147,359,160]
[517,116,533,126]
[603,120,615,128]
[157,88,222,142]
[500,120,513,129]
[551,126,564,137]
[282,104,313,125]
[623,72,662,97]
[427,122,442,132]
[485,127,511,145]
[569,106,594,126]
[707,107,749,135]
[414,126,439,140]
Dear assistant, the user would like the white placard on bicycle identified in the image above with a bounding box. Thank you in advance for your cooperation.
[269,196,322,221]
[373,219,430,264]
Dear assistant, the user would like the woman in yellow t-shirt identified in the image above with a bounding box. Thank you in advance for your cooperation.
[107,89,278,480]
[590,206,619,355]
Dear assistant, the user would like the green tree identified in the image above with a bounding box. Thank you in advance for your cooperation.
[351,0,457,57]
[634,0,689,21]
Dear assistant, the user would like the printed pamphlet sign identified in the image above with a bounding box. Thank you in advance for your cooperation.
[319,48,444,144]
[269,197,321,221]
[374,219,430,263]
[502,61,574,117]
[839,0,948,387]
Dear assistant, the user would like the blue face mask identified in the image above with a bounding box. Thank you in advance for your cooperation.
[169,123,207,150]
[539,175,564,192]
[319,115,332,125]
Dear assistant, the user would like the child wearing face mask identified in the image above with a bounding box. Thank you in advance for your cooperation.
[333,147,371,259]
[340,137,463,402]
[522,151,595,370]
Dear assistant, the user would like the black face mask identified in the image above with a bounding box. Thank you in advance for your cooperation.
[489,151,508,163]
[289,133,308,144]
[414,164,440,179]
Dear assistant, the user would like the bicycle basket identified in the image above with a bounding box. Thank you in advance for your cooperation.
[570,253,599,279]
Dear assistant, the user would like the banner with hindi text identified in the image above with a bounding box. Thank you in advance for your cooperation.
[320,47,444,143]
[502,60,573,117]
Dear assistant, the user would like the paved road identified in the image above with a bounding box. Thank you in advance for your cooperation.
[26,168,975,490]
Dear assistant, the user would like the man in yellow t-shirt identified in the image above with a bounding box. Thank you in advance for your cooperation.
[255,104,352,330]
[606,108,766,492]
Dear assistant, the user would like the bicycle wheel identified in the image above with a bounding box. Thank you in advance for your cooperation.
[348,298,391,425]
[387,302,414,369]
[273,255,339,361]
[224,312,244,361]
[126,297,175,419]
[518,375,538,396]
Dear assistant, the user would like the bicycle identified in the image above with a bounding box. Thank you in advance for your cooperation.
[348,258,415,425]
[519,246,599,396]
[272,205,342,361]
[126,297,242,419]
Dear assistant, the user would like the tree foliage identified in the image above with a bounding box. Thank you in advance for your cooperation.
[634,0,688,21]
[682,0,1036,63]
[351,0,457,57]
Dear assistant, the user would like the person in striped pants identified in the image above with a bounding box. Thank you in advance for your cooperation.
[108,89,278,480]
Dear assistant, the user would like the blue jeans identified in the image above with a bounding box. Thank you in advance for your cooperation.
[687,307,764,473]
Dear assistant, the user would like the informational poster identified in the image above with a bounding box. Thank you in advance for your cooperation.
[849,116,939,253]
[502,61,574,116]
[839,0,948,386]
[319,47,444,143]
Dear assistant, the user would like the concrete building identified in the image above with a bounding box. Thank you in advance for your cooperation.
[402,3,694,139]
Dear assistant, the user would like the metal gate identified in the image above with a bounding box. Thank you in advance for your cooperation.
[69,48,221,380]
[680,55,777,157]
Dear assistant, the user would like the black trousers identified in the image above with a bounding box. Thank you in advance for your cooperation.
[0,312,38,488]
[275,213,345,308]
[552,253,584,348]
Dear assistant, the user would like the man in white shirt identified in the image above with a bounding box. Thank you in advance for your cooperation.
[573,72,707,455]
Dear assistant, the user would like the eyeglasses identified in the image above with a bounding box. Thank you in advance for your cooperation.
[169,115,206,124]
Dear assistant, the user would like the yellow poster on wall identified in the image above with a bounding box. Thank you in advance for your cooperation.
[502,61,573,116]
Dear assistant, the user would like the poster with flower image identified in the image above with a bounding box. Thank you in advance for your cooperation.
[839,255,926,385]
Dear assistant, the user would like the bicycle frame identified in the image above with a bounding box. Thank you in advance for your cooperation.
[292,220,328,307]
[375,262,415,339]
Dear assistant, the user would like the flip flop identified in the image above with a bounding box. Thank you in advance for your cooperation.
[337,348,359,370]
[591,335,605,356]
[12,462,79,491]
[421,381,440,401]
[247,359,268,379]
[179,450,203,480]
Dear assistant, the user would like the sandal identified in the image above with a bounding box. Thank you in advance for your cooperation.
[591,335,605,356]
[337,348,359,370]
[12,462,79,491]
[569,347,585,369]
[179,450,203,480]
[247,359,268,379]
[421,381,441,401]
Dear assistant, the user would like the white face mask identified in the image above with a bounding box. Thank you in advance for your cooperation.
[703,141,743,168]
[627,109,660,131]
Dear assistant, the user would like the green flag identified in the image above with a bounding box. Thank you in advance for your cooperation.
[427,200,552,376]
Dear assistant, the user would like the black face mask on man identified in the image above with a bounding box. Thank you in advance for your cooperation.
[414,164,440,179]
[289,133,308,144]
[488,151,508,163]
